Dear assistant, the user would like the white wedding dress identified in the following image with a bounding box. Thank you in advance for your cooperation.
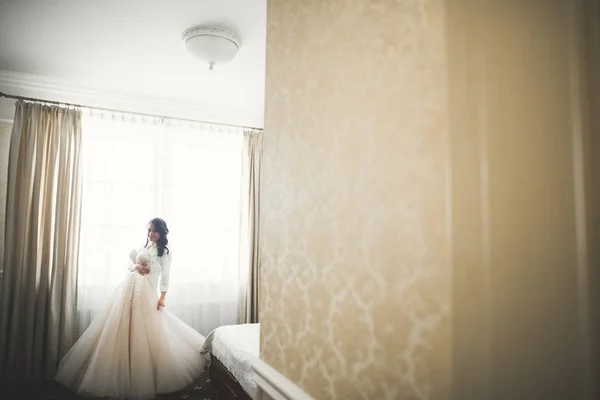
[54,245,207,399]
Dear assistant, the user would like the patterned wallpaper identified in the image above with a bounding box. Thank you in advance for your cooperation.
[260,1,450,399]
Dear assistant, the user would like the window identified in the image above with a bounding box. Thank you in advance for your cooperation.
[77,113,243,336]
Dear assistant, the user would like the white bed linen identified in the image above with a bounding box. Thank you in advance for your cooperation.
[203,323,260,399]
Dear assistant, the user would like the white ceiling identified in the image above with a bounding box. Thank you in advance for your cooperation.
[0,0,266,128]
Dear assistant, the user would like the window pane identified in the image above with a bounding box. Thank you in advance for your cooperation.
[77,114,244,336]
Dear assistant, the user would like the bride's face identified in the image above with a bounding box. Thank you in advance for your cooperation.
[147,224,160,243]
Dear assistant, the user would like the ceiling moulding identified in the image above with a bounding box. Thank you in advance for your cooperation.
[0,69,258,127]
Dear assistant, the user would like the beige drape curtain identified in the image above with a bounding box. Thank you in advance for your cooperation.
[0,101,83,383]
[238,130,263,324]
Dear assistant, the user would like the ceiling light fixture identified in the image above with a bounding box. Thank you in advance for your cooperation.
[182,26,240,70]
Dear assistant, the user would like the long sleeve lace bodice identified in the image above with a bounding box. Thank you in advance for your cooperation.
[128,245,172,293]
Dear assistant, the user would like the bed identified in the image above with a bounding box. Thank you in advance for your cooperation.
[201,323,260,400]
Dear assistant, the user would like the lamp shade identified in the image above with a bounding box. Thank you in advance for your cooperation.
[182,27,240,70]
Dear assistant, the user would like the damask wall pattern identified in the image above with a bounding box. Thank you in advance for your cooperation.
[260,0,451,399]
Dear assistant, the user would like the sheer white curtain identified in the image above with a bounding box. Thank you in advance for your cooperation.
[77,112,243,336]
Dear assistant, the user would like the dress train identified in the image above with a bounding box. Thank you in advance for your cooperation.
[55,271,207,399]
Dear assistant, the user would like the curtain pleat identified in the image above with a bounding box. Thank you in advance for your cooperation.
[238,130,263,324]
[0,101,83,383]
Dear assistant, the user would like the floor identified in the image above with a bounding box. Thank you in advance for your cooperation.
[3,370,220,400]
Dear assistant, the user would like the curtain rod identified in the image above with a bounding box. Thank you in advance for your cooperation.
[0,92,263,132]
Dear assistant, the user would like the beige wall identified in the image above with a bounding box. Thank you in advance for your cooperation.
[448,1,597,398]
[261,1,451,399]
[582,0,600,393]
[0,121,11,277]
[0,98,15,121]
[262,1,597,399]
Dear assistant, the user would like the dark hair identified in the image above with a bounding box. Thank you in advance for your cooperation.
[146,217,170,257]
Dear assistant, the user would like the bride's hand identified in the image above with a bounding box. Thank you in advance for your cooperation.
[157,298,166,311]
[135,264,149,275]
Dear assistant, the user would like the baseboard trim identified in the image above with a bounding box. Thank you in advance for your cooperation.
[251,359,313,400]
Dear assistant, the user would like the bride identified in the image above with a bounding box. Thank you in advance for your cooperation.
[55,218,207,399]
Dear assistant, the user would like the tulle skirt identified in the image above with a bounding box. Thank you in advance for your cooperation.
[55,272,207,399]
